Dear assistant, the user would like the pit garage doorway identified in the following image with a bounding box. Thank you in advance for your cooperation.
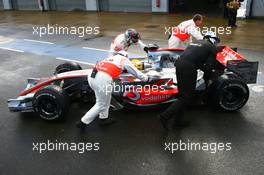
[98,0,151,12]
[48,0,86,11]
[251,0,264,17]
[0,0,3,10]
[169,0,223,14]
[11,0,39,10]
[98,0,109,11]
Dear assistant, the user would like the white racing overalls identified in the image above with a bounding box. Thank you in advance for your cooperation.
[81,54,148,125]
[109,33,146,56]
[168,19,203,48]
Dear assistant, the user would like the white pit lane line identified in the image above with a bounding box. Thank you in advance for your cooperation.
[56,57,95,66]
[23,39,54,45]
[0,46,24,53]
[82,47,146,60]
[82,47,109,52]
[251,85,264,93]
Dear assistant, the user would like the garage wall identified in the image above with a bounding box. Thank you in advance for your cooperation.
[108,0,151,12]
[251,0,264,17]
[55,0,86,11]
[0,0,3,10]
[98,0,108,11]
[15,0,39,10]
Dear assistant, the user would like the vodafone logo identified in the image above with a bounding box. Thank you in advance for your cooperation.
[141,94,172,101]
[124,91,172,102]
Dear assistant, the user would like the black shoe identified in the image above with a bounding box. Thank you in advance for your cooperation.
[173,120,190,128]
[76,120,86,130]
[158,115,169,131]
[99,118,116,126]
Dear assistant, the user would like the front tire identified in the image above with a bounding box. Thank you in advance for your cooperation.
[33,85,70,120]
[208,73,249,111]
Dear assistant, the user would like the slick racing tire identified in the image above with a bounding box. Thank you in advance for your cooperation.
[208,73,249,111]
[54,62,82,75]
[33,85,70,120]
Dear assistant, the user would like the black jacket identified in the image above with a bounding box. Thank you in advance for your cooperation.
[177,40,217,71]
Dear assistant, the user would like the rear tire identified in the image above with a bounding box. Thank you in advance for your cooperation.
[208,73,249,111]
[33,85,70,120]
[54,62,82,75]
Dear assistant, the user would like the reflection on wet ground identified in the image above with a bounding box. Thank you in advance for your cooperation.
[0,11,263,51]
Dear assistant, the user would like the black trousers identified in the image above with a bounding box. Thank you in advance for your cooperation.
[160,59,197,121]
[175,59,197,104]
[160,99,184,122]
[228,9,237,26]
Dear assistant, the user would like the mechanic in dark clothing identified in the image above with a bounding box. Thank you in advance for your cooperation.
[159,31,220,130]
[226,0,240,27]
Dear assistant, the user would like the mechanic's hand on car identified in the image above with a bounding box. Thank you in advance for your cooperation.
[144,46,149,53]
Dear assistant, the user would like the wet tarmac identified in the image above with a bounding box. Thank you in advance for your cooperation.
[0,11,264,175]
[0,11,264,51]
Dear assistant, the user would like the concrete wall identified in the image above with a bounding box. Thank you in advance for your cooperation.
[246,0,264,17]
[1,0,166,12]
[108,0,151,12]
[55,0,86,11]
[0,0,4,9]
[16,0,39,10]
[251,0,264,17]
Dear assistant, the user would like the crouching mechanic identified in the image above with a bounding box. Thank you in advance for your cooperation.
[76,51,149,130]
[159,31,220,130]
[168,14,204,48]
[109,29,148,56]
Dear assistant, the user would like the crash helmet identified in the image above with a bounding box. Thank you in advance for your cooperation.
[131,59,144,70]
[125,29,141,44]
[117,50,128,57]
[203,31,220,45]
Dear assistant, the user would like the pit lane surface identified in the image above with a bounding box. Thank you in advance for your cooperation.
[1,13,264,175]
[1,45,264,175]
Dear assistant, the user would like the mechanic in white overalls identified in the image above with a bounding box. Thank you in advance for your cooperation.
[168,14,204,48]
[76,51,149,130]
[109,29,148,56]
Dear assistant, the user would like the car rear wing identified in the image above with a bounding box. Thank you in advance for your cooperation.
[216,46,245,66]
[216,46,258,84]
[227,60,258,84]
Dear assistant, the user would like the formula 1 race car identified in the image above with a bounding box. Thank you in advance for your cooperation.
[7,45,258,120]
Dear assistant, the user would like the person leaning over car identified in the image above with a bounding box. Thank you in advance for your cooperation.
[109,29,148,56]
[168,14,204,48]
[226,0,240,27]
[159,31,220,131]
[76,51,149,130]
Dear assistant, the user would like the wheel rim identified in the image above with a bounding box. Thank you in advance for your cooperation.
[37,97,59,119]
[219,84,247,110]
